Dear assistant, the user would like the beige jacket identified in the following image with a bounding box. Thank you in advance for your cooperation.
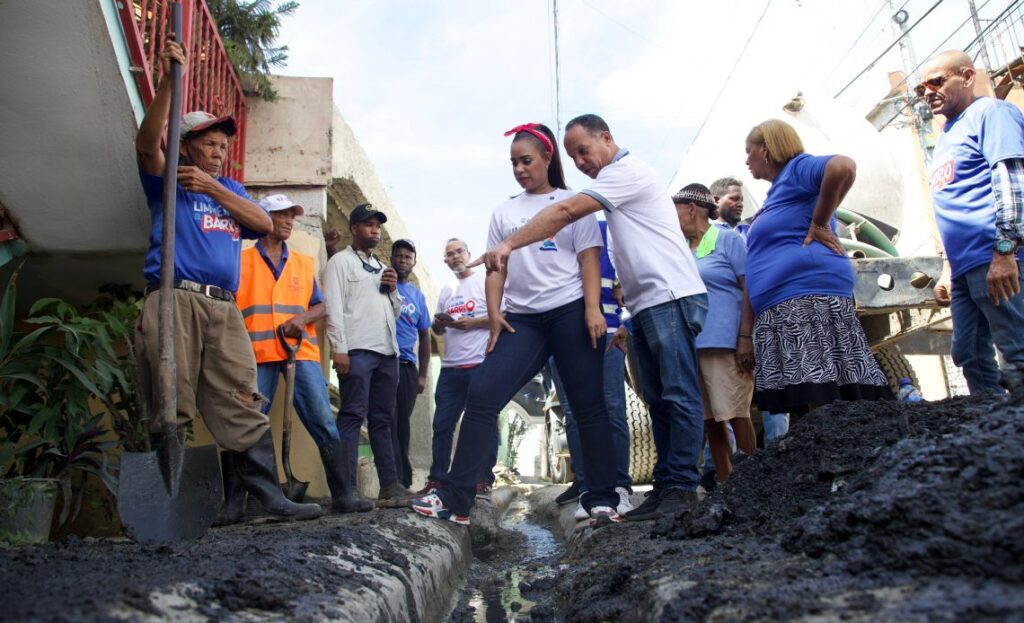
[323,246,400,356]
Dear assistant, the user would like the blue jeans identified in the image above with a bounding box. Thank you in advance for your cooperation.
[762,412,789,444]
[337,350,399,487]
[437,298,619,515]
[950,260,1024,394]
[257,360,340,447]
[428,366,494,483]
[632,295,707,491]
[554,345,632,490]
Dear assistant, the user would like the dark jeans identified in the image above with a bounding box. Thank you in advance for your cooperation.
[437,298,618,515]
[391,360,419,487]
[552,344,631,490]
[950,260,1024,394]
[338,349,399,487]
[632,295,707,491]
[428,366,497,485]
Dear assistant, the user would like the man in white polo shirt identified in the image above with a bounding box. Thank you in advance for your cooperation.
[473,114,708,521]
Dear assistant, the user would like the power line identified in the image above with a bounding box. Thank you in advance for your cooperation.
[819,0,917,90]
[835,0,946,97]
[553,0,563,140]
[677,0,775,162]
[577,0,667,49]
[878,0,1014,130]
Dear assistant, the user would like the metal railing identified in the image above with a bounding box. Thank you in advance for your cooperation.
[117,0,247,181]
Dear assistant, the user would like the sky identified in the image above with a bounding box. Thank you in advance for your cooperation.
[274,0,1016,294]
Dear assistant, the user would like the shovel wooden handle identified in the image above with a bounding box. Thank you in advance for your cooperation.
[276,325,303,482]
[157,1,184,496]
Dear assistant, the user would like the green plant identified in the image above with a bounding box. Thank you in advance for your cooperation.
[0,266,126,527]
[207,0,299,101]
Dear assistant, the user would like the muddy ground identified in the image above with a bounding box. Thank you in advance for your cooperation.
[558,394,1024,622]
[0,507,467,622]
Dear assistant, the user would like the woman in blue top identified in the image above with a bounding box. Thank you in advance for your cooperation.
[744,119,891,414]
[673,183,756,484]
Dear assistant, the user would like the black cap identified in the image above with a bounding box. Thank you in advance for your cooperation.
[350,203,388,225]
[392,239,416,254]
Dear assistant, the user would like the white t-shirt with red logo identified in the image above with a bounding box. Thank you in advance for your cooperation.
[436,270,489,368]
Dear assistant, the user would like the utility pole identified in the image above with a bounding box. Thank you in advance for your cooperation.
[891,4,934,165]
[967,0,996,90]
[552,0,562,142]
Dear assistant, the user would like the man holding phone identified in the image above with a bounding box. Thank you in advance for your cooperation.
[417,238,492,495]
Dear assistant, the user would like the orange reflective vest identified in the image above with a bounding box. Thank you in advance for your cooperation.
[236,245,321,363]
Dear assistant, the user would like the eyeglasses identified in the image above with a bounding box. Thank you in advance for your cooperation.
[913,73,954,98]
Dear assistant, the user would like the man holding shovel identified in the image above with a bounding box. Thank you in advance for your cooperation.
[231,193,374,520]
[134,40,321,523]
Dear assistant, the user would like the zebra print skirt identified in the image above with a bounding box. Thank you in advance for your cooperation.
[753,295,892,414]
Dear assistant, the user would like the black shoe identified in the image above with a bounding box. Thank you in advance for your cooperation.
[700,470,717,493]
[377,482,416,508]
[320,440,374,513]
[235,430,323,521]
[623,486,663,522]
[213,451,247,526]
[657,489,699,517]
[555,481,582,506]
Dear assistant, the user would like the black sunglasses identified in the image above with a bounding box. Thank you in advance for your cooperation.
[358,254,383,274]
[914,73,954,98]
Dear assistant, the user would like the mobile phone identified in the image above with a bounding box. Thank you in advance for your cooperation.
[434,312,455,322]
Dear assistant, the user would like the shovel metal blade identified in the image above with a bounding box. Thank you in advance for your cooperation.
[157,423,185,496]
[117,444,222,543]
[282,478,309,503]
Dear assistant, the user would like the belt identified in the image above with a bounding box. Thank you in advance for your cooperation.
[399,359,418,367]
[146,279,235,302]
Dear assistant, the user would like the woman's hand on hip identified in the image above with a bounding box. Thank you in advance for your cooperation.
[803,224,846,257]
[487,314,515,353]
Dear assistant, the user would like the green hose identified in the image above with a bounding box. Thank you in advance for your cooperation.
[841,238,895,258]
[836,208,899,257]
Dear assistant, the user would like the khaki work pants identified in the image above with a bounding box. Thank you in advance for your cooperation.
[135,289,268,452]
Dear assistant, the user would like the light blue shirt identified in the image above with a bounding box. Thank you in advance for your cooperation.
[695,227,746,349]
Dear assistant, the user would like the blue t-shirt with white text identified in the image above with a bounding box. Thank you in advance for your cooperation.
[929,97,1024,278]
[745,153,855,315]
[140,170,265,292]
[396,281,431,364]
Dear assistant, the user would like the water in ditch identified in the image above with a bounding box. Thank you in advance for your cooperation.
[448,492,563,622]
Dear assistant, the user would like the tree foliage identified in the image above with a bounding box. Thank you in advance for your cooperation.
[206,0,298,101]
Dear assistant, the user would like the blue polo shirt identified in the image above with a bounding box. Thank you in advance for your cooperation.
[140,170,266,292]
[254,240,323,306]
[396,281,431,364]
[929,97,1024,278]
[695,227,746,349]
[745,153,855,315]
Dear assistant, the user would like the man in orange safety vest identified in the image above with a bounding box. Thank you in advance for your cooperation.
[223,193,374,522]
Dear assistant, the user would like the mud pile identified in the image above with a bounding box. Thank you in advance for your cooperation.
[558,395,1024,622]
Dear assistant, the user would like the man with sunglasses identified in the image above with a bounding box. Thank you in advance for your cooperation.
[922,50,1024,394]
[323,203,415,507]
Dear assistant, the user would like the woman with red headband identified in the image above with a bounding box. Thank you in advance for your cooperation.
[411,123,623,524]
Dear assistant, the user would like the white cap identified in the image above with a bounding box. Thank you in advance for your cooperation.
[258,194,305,216]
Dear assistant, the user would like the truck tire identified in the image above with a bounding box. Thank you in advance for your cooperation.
[626,385,656,485]
[874,345,917,394]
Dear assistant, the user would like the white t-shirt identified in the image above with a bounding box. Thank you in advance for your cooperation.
[580,150,705,314]
[488,188,603,314]
[436,270,489,367]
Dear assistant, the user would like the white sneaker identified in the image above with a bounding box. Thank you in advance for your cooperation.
[588,505,622,525]
[615,487,634,515]
[574,501,589,521]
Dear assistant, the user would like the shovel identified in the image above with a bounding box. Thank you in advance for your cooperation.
[117,2,221,543]
[276,325,309,502]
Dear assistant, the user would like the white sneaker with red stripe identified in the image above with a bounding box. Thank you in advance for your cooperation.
[410,493,470,526]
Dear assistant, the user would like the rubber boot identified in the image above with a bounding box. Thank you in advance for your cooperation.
[213,451,248,526]
[320,439,374,513]
[235,430,323,521]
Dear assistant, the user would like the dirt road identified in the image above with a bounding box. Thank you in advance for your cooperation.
[556,395,1024,622]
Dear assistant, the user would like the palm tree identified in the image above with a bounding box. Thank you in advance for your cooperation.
[206,0,298,101]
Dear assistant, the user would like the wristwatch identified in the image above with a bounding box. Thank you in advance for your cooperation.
[995,239,1018,255]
